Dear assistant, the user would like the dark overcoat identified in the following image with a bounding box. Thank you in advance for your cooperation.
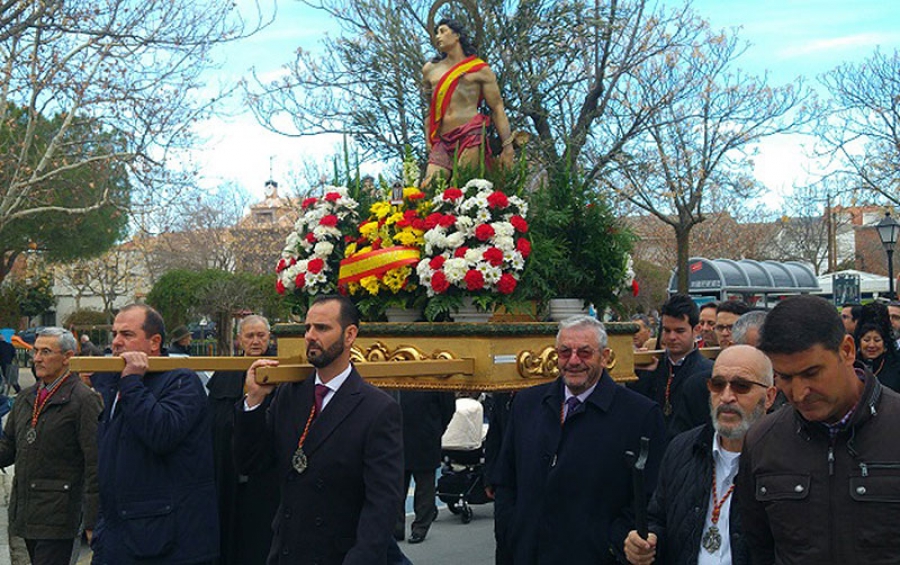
[207,346,280,565]
[233,367,404,565]
[90,368,218,564]
[493,373,665,565]
[399,390,455,471]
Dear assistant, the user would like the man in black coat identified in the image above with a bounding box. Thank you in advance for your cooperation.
[234,295,405,565]
[629,293,713,439]
[493,315,666,564]
[207,315,278,565]
[395,390,455,543]
[624,345,776,565]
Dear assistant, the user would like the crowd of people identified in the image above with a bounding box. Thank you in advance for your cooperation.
[1,293,900,564]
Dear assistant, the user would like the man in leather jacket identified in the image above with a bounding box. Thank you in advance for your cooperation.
[737,295,900,564]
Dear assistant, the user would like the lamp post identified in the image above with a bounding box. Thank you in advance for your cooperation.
[876,211,900,300]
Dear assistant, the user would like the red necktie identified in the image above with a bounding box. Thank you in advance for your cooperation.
[314,384,329,417]
[36,387,49,406]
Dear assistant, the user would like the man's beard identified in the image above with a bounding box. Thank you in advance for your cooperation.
[711,396,767,440]
[307,336,345,368]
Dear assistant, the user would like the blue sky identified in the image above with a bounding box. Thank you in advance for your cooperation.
[190,0,900,203]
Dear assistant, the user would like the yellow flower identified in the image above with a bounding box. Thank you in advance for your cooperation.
[371,202,391,220]
[347,282,361,295]
[393,230,418,246]
[359,221,378,238]
[382,266,411,293]
[344,242,358,257]
[359,246,373,254]
[360,275,380,295]
[384,212,404,226]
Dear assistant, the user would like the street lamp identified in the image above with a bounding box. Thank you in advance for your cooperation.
[876,211,900,300]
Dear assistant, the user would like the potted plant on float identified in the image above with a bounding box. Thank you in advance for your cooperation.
[521,166,634,321]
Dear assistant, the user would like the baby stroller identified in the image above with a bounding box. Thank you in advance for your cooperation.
[436,397,490,524]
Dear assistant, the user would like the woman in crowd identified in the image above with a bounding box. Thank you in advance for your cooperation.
[854,303,900,392]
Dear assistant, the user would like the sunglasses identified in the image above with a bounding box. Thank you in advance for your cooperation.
[556,347,596,361]
[707,376,768,395]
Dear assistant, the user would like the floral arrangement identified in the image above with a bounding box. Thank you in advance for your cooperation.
[416,179,530,298]
[275,186,359,297]
[339,186,431,298]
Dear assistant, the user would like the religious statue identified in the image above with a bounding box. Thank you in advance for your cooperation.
[422,18,513,187]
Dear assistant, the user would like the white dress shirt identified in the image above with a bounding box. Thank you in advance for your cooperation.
[697,432,741,565]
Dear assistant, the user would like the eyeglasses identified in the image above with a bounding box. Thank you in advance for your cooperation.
[32,348,62,358]
[714,324,734,333]
[557,347,597,361]
[707,376,768,395]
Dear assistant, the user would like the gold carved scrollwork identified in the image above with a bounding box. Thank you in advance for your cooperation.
[352,342,460,380]
[517,347,559,380]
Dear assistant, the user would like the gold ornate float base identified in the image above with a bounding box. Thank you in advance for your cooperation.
[69,322,718,392]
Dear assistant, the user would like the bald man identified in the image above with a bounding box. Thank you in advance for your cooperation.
[625,346,776,565]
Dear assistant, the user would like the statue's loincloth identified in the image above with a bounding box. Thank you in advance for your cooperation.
[428,113,490,170]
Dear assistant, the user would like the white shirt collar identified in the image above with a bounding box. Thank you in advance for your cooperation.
[315,362,352,392]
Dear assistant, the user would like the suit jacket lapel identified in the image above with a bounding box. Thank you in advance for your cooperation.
[303,368,364,457]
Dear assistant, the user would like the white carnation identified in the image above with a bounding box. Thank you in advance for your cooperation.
[443,258,468,283]
[314,241,334,257]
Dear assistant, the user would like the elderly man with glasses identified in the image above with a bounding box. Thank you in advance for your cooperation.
[625,345,776,565]
[0,327,102,565]
[492,315,666,564]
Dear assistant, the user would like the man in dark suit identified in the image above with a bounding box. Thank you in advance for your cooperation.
[493,315,666,564]
[234,295,405,565]
[629,293,713,439]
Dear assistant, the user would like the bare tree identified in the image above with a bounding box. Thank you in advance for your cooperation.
[817,48,900,207]
[0,0,268,240]
[55,245,146,321]
[602,27,811,291]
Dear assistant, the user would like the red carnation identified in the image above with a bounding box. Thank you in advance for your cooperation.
[483,247,504,267]
[475,224,495,242]
[516,237,531,258]
[431,271,450,293]
[464,269,485,291]
[307,258,325,274]
[438,214,456,228]
[498,273,517,295]
[404,210,418,220]
[429,256,446,270]
[443,188,463,201]
[372,238,382,250]
[487,191,509,209]
[305,233,317,244]
[510,215,529,233]
[319,215,338,227]
[396,219,411,228]
[408,191,425,201]
[290,257,297,266]
[412,219,427,231]
[425,213,443,230]
[294,272,306,289]
[454,246,469,258]
[276,279,286,295]
[276,258,287,273]
[324,192,341,202]
[301,197,318,209]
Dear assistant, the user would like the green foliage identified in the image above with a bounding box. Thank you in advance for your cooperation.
[0,104,131,282]
[523,164,634,310]
[63,308,110,328]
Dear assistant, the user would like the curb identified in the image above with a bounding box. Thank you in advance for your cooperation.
[0,468,12,565]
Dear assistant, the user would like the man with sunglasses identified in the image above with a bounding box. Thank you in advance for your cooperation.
[737,295,900,563]
[493,315,665,564]
[624,345,776,565]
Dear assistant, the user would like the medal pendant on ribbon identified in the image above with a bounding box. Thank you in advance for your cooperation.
[701,525,722,553]
[663,402,673,417]
[26,427,37,444]
[292,447,308,474]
